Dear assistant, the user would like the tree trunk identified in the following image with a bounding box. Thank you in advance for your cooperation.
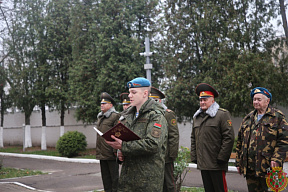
[24,113,32,148]
[60,101,65,137]
[279,0,288,45]
[0,92,4,148]
[41,105,47,150]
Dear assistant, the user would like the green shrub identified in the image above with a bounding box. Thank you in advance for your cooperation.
[56,131,87,157]
[174,146,190,192]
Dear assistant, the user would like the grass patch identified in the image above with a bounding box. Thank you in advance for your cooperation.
[0,167,45,179]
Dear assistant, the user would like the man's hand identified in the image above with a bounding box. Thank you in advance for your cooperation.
[271,161,279,168]
[105,135,123,150]
[117,150,124,162]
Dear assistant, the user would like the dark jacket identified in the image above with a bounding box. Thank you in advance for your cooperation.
[118,98,168,192]
[95,107,120,160]
[165,109,179,163]
[236,106,288,177]
[191,102,234,171]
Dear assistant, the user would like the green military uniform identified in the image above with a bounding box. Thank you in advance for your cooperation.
[164,109,179,192]
[118,98,168,192]
[149,87,179,192]
[191,105,234,171]
[96,92,120,192]
[149,86,179,192]
[191,83,234,192]
[236,106,288,191]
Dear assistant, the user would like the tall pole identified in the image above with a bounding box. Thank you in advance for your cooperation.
[140,37,153,82]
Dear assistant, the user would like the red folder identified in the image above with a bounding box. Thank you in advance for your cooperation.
[94,122,140,142]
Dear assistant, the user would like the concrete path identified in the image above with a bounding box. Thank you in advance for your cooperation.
[0,152,287,192]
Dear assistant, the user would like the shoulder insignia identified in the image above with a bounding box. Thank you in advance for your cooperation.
[227,120,232,126]
[219,108,228,112]
[171,119,177,126]
[151,128,161,138]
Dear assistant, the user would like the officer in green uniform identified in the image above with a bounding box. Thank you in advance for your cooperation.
[191,83,234,192]
[105,77,168,192]
[120,92,131,111]
[236,87,288,192]
[149,87,179,192]
[96,92,120,192]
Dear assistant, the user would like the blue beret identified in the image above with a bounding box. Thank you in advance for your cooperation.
[127,77,151,88]
[250,87,272,102]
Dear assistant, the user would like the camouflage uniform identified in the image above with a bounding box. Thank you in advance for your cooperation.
[118,98,168,192]
[236,106,288,191]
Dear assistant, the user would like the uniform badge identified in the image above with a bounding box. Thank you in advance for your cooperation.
[151,128,161,138]
[171,119,177,126]
[227,120,232,126]
[266,167,287,192]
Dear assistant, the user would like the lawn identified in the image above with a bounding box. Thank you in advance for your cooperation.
[0,167,46,179]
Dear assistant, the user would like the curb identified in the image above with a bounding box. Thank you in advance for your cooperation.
[0,152,99,164]
[0,152,238,172]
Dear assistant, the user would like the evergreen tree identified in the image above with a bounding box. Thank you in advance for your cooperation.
[69,0,159,123]
[157,0,281,119]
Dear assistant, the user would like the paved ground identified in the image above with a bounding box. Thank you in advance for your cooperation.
[0,153,287,192]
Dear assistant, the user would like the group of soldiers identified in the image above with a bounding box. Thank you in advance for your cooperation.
[95,77,288,192]
[96,77,179,192]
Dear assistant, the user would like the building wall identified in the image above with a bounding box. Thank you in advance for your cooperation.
[2,109,97,148]
[2,105,287,149]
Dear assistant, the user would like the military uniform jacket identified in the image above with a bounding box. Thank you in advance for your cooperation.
[235,106,288,177]
[118,98,168,192]
[165,109,179,163]
[191,102,234,171]
[95,107,120,160]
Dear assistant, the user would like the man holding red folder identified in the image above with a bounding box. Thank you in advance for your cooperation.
[106,77,168,192]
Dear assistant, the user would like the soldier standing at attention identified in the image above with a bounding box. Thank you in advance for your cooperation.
[191,83,234,192]
[236,87,288,192]
[96,92,120,192]
[105,77,168,192]
[149,87,179,192]
[120,92,131,111]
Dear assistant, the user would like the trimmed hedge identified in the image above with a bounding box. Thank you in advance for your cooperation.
[56,131,87,157]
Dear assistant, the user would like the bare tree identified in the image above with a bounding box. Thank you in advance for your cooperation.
[279,0,288,45]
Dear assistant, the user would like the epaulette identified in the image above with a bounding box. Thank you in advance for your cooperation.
[154,109,165,116]
[219,108,228,112]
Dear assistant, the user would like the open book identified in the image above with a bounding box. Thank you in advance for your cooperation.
[93,122,141,142]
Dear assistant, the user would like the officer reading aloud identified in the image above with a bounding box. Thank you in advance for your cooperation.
[105,77,168,192]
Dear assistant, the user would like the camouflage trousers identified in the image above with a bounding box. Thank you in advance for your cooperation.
[246,170,270,192]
